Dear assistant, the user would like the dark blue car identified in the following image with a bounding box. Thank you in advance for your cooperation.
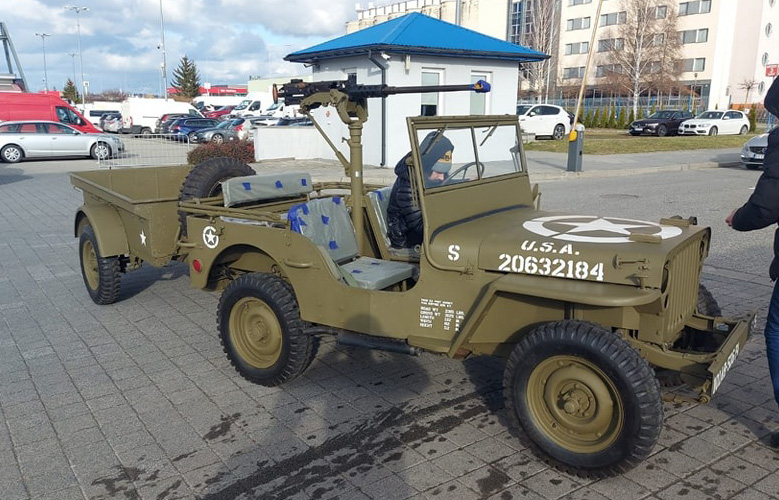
[169,118,220,141]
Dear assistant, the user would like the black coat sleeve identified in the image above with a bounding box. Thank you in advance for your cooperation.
[732,78,779,232]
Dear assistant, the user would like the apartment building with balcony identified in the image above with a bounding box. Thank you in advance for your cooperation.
[351,0,778,109]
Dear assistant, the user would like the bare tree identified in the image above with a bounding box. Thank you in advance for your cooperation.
[518,0,560,103]
[739,79,758,105]
[596,0,682,116]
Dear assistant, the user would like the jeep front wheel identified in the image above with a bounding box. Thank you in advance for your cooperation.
[218,273,313,386]
[504,320,662,478]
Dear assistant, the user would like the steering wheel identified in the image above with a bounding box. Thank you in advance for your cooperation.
[442,161,485,185]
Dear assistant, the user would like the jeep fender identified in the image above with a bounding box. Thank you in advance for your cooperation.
[74,204,129,257]
[447,273,661,357]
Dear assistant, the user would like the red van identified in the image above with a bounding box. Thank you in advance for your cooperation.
[0,92,100,133]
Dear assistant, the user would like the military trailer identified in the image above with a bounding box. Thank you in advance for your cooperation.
[70,77,752,477]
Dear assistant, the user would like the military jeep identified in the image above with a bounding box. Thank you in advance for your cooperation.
[70,77,752,477]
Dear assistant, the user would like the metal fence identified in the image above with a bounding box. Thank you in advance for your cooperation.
[97,134,193,169]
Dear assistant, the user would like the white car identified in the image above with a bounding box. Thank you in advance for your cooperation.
[740,128,774,169]
[678,110,750,136]
[516,104,573,140]
[0,120,124,163]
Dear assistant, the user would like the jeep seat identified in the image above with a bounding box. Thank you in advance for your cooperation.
[288,197,416,290]
[221,172,313,207]
[367,187,420,261]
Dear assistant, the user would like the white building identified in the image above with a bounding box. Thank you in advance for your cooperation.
[254,12,545,166]
[351,0,779,109]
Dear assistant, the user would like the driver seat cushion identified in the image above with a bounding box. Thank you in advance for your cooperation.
[287,197,415,290]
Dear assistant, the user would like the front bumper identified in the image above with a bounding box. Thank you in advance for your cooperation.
[679,128,709,135]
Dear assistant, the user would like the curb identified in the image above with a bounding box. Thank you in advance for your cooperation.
[527,160,742,181]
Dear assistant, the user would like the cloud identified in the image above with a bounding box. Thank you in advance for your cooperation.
[5,0,360,93]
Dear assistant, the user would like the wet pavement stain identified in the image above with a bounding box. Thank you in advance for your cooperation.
[91,465,145,499]
[172,451,196,462]
[200,387,500,499]
[156,479,183,500]
[476,467,512,496]
[204,412,242,441]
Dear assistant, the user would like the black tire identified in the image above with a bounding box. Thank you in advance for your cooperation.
[746,164,761,170]
[1,144,23,163]
[657,125,668,137]
[629,131,640,136]
[188,131,198,143]
[739,125,749,135]
[141,127,152,136]
[178,157,255,237]
[211,134,224,144]
[78,223,121,305]
[697,283,721,316]
[90,142,111,160]
[552,124,566,140]
[218,273,313,386]
[504,320,662,478]
[708,127,718,137]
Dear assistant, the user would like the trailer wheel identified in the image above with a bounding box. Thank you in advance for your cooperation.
[218,273,313,386]
[79,223,121,305]
[504,320,662,478]
[178,157,255,237]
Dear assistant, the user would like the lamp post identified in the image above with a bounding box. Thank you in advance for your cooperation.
[158,0,168,99]
[64,5,88,102]
[34,33,50,91]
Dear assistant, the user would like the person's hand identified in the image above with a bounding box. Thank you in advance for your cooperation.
[726,208,737,227]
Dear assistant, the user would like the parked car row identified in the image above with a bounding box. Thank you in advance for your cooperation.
[0,120,124,163]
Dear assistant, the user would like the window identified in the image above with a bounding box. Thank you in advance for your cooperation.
[600,11,627,26]
[565,41,590,55]
[45,123,73,134]
[566,17,591,31]
[653,33,666,46]
[563,67,586,79]
[680,58,706,72]
[680,28,708,43]
[569,0,591,5]
[767,23,773,37]
[55,106,83,125]
[763,52,770,65]
[598,38,624,52]
[759,81,766,94]
[655,5,668,18]
[648,61,663,74]
[596,64,624,77]
[679,0,711,16]
[470,72,490,115]
[421,70,442,116]
[18,123,38,133]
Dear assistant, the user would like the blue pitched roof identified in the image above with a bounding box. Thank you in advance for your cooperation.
[285,13,548,64]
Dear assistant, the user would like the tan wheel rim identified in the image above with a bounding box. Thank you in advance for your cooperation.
[526,355,623,453]
[81,239,99,290]
[229,297,283,368]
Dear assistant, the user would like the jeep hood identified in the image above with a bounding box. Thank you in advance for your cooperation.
[430,208,709,288]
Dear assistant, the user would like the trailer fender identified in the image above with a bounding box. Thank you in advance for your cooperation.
[447,273,661,357]
[74,204,129,257]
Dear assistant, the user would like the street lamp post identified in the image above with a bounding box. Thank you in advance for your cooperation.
[158,0,168,99]
[34,33,50,91]
[64,5,88,102]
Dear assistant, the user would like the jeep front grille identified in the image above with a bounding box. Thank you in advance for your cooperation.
[662,234,706,335]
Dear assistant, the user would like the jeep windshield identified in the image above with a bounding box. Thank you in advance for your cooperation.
[414,121,524,191]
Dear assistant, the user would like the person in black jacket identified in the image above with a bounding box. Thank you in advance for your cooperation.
[387,132,454,248]
[727,77,779,448]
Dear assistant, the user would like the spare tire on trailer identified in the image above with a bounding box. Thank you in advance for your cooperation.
[178,157,255,237]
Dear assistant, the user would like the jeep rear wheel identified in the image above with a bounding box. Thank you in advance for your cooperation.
[79,223,121,305]
[504,320,662,478]
[218,273,313,386]
[178,156,255,237]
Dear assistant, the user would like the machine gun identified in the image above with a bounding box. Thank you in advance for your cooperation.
[270,75,491,252]
[274,74,489,110]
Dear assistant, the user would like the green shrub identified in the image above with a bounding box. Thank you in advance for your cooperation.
[749,106,757,132]
[628,109,635,126]
[592,108,601,128]
[187,139,255,165]
[617,107,627,129]
[608,107,617,129]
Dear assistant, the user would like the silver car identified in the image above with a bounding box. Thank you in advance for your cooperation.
[740,127,774,170]
[192,118,248,144]
[0,120,124,163]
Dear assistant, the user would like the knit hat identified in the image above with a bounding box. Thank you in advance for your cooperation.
[419,132,454,174]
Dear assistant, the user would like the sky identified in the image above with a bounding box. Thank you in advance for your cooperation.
[3,0,366,95]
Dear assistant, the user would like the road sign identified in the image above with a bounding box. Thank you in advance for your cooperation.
[767,64,779,77]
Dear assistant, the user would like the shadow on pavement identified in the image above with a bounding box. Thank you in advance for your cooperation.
[0,166,31,185]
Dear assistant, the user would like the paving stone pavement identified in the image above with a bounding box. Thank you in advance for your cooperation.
[0,164,778,500]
